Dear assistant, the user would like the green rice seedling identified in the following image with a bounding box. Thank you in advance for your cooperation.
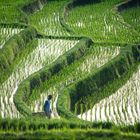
[0,38,78,118]
[79,65,140,125]
[0,0,35,23]
[0,4,22,23]
[66,0,140,43]
[0,25,23,49]
[29,44,120,118]
[102,122,113,129]
[135,122,140,133]
[0,118,10,131]
[29,122,38,131]
[121,6,140,33]
[0,0,140,137]
[18,119,28,131]
[0,27,37,84]
[9,118,19,131]
[29,0,71,36]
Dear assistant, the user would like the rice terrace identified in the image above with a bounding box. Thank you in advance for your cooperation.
[0,0,140,139]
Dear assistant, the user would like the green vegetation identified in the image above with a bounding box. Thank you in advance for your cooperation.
[121,6,140,33]
[0,27,37,84]
[0,24,23,49]
[77,63,140,124]
[29,0,71,36]
[57,45,140,119]
[66,0,140,43]
[29,44,120,112]
[0,118,140,134]
[1,37,80,118]
[0,129,140,140]
[0,0,35,23]
[13,38,92,117]
[0,0,140,139]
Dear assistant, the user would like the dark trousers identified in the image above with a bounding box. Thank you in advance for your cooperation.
[45,111,51,119]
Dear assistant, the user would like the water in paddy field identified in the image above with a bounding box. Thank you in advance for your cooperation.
[0,27,23,49]
[0,39,78,118]
[78,66,140,125]
[30,45,120,120]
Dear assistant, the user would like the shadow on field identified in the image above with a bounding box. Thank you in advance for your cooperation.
[71,0,102,7]
[118,0,140,12]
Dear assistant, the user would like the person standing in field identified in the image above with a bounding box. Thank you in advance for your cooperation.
[44,95,52,119]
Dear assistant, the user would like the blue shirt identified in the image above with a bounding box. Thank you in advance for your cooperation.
[44,100,52,112]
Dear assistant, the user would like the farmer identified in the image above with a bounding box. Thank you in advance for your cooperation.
[44,95,52,119]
